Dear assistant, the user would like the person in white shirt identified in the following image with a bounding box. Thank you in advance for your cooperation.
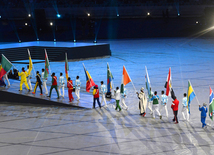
[75,76,81,100]
[100,81,107,107]
[121,87,128,110]
[114,87,121,111]
[182,93,189,121]
[148,87,153,115]
[3,74,10,87]
[160,90,168,117]
[26,65,32,90]
[41,68,48,95]
[58,72,65,98]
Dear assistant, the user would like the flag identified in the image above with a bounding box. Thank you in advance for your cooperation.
[164,67,176,100]
[120,66,131,94]
[27,49,33,76]
[145,66,152,98]
[83,64,95,92]
[187,80,196,114]
[107,63,113,93]
[65,53,69,81]
[44,49,49,79]
[0,54,12,78]
[209,86,214,120]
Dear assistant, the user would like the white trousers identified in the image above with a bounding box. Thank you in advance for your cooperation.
[153,104,161,118]
[160,104,168,117]
[3,75,10,86]
[121,98,128,109]
[58,85,64,97]
[75,88,80,100]
[42,81,48,95]
[101,94,107,106]
[148,101,153,112]
[27,78,32,90]
[182,107,189,121]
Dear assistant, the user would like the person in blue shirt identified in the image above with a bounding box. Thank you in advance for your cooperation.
[199,103,207,128]
[75,76,81,100]
[100,81,107,107]
[151,91,162,119]
[182,93,189,121]
[160,90,168,117]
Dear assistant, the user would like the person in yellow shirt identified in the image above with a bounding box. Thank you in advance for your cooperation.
[18,67,30,92]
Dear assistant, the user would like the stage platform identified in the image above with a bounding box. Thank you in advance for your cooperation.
[0,79,114,109]
[0,41,111,62]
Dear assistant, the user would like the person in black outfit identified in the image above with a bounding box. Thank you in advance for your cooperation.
[13,69,19,80]
[32,71,43,95]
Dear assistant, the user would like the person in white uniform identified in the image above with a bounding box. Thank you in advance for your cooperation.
[151,91,162,119]
[121,87,128,110]
[58,72,65,98]
[182,93,189,121]
[41,68,48,95]
[3,73,10,87]
[75,76,81,100]
[26,65,32,90]
[148,87,154,115]
[100,81,107,107]
[160,90,168,117]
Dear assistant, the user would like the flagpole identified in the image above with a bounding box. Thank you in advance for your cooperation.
[124,65,137,93]
[27,49,36,77]
[107,62,115,91]
[2,54,17,70]
[45,49,52,75]
[189,80,200,105]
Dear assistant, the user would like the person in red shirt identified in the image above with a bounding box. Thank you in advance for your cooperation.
[93,85,101,108]
[47,73,59,99]
[67,77,74,102]
[171,96,179,124]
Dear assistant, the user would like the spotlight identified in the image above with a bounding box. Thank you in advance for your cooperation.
[25,23,28,26]
[196,21,199,24]
[178,13,180,16]
[147,12,150,16]
[28,14,31,17]
[19,40,21,43]
[0,16,1,18]
[117,14,119,17]
[54,39,56,42]
[37,38,39,41]
[50,22,53,26]
[87,13,90,17]
[74,40,76,42]
[57,14,61,18]
[93,40,97,43]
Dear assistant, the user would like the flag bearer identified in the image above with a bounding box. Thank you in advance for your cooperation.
[148,88,154,114]
[41,69,48,95]
[67,77,74,102]
[160,90,168,117]
[121,87,128,110]
[75,76,81,100]
[3,74,10,87]
[137,87,147,116]
[115,87,121,111]
[47,73,59,99]
[182,93,189,121]
[32,71,43,95]
[93,85,101,108]
[18,67,30,92]
[58,72,65,98]
[26,65,32,90]
[151,91,162,119]
[199,103,207,128]
[100,81,107,107]
[171,96,179,124]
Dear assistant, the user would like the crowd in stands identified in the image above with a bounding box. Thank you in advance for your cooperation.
[0,0,214,8]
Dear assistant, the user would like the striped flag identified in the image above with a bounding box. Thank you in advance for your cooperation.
[187,80,196,114]
[209,86,214,120]
[107,63,113,93]
[65,53,69,81]
[44,49,50,79]
[0,54,12,79]
[120,66,131,94]
[145,66,152,98]
[27,49,33,76]
[83,64,95,92]
[164,67,176,100]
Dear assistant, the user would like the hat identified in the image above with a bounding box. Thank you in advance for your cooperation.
[141,87,144,91]
[94,85,98,88]
[203,103,207,106]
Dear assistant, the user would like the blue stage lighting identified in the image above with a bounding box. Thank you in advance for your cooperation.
[37,38,39,41]
[0,16,1,18]
[74,40,76,42]
[178,13,180,16]
[57,14,61,18]
[19,40,21,43]
[28,14,31,17]
[117,14,119,17]
[54,39,56,42]
[93,40,97,43]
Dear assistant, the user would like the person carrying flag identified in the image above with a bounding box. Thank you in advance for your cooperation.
[137,87,147,116]
[199,103,207,128]
[115,87,121,111]
[121,87,128,110]
[47,73,59,99]
[41,68,48,95]
[18,67,30,92]
[182,93,189,121]
[3,74,10,87]
[93,85,101,108]
[148,88,154,115]
[160,90,168,117]
[67,77,74,102]
[171,96,179,124]
[32,71,43,95]
[58,73,65,98]
[75,76,81,100]
[100,81,107,107]
[151,91,162,119]
[26,65,32,91]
